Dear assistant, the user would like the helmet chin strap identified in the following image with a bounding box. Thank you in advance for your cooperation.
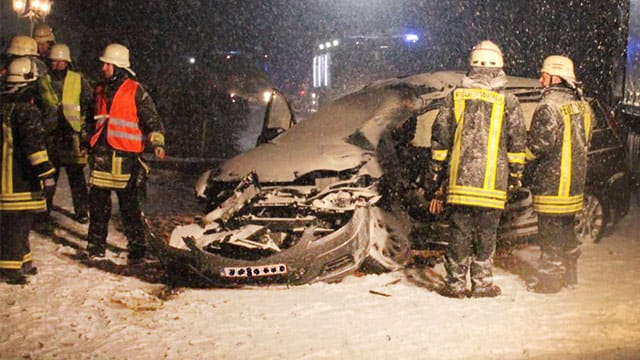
[107,67,127,83]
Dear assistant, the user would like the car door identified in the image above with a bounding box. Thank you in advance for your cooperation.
[256,88,297,145]
[585,99,630,222]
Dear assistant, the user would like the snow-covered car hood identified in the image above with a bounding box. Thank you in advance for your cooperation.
[213,78,428,182]
[212,71,540,183]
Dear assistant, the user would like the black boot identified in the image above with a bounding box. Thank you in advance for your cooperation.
[529,252,565,294]
[1,269,27,285]
[22,261,38,275]
[438,284,467,299]
[439,257,468,299]
[127,245,147,265]
[471,258,501,298]
[87,243,106,258]
[471,284,502,298]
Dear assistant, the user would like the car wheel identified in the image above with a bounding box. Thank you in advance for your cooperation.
[575,192,606,243]
[361,207,411,272]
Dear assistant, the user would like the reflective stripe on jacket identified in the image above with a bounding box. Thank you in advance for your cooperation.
[88,151,132,189]
[431,87,526,210]
[90,79,144,153]
[1,102,54,211]
[39,70,83,132]
[527,87,592,215]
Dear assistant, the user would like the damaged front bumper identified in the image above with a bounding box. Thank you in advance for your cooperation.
[148,171,410,286]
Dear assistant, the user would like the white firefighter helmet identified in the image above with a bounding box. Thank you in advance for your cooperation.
[33,23,55,43]
[99,43,136,76]
[6,57,37,83]
[541,55,576,83]
[7,35,38,56]
[469,40,504,68]
[49,43,72,62]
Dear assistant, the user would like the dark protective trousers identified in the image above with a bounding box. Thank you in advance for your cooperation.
[445,206,502,290]
[87,185,146,257]
[538,214,579,256]
[47,164,89,217]
[536,214,580,289]
[0,212,34,276]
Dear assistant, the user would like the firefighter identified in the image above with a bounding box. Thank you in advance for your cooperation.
[526,55,593,293]
[0,57,56,284]
[1,35,49,81]
[427,40,526,298]
[33,23,55,60]
[38,44,92,223]
[86,43,165,263]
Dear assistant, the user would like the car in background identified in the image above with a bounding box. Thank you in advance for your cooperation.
[148,71,630,285]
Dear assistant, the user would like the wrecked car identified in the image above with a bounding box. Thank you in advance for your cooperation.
[148,71,630,285]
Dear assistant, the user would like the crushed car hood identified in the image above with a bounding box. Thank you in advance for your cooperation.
[213,71,540,183]
[214,81,424,182]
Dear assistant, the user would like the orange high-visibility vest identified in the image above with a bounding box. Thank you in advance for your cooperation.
[90,79,144,153]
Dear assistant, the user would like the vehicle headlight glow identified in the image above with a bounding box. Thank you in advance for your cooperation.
[404,34,419,43]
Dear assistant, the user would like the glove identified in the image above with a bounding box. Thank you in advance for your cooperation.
[154,146,165,161]
[429,186,446,215]
[42,176,56,199]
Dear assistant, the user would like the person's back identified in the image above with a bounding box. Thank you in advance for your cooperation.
[529,86,591,210]
[440,68,524,210]
[427,40,526,298]
[0,57,55,284]
[526,55,593,293]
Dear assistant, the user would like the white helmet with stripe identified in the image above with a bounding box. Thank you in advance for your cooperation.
[469,40,503,68]
[541,55,576,83]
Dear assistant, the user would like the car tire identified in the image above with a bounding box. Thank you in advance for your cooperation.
[575,192,606,243]
[361,207,411,273]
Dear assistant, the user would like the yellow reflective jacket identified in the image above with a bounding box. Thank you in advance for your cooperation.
[431,87,526,210]
[39,70,83,131]
[526,86,593,215]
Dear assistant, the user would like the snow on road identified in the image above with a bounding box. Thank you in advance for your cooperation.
[1,169,640,359]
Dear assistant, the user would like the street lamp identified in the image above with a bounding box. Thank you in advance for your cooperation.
[13,0,52,22]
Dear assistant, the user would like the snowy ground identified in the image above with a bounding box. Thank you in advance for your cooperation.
[2,169,640,359]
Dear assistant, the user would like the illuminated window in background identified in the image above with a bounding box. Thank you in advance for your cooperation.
[313,53,331,88]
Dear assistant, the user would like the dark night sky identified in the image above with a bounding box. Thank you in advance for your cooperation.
[1,1,630,94]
